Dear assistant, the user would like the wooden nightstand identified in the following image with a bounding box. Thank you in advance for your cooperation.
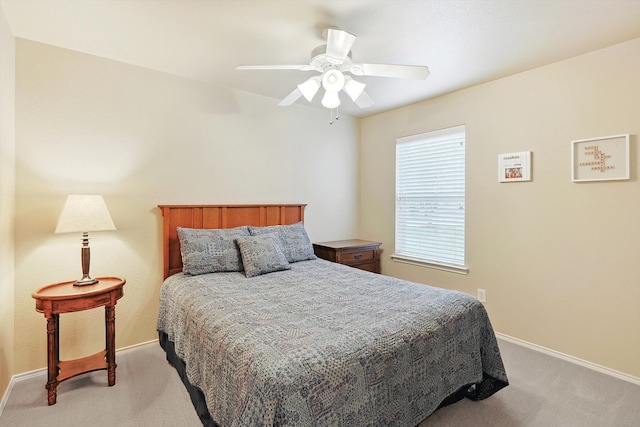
[32,276,125,405]
[313,239,382,273]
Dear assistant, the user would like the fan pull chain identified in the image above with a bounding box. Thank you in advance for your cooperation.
[329,107,340,125]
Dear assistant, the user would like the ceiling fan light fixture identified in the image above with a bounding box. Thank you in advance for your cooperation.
[298,77,321,102]
[322,69,345,92]
[321,90,341,109]
[343,77,366,102]
[238,28,429,117]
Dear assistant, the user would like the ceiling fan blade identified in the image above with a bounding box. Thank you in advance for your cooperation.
[351,63,430,79]
[325,28,356,62]
[236,64,315,71]
[278,88,303,106]
[354,90,375,109]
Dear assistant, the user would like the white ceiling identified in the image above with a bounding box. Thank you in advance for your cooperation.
[2,0,640,118]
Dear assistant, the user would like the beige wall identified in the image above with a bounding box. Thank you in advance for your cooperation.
[12,39,360,375]
[0,7,16,401]
[361,38,640,378]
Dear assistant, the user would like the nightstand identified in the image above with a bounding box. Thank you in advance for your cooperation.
[32,276,125,405]
[313,239,382,273]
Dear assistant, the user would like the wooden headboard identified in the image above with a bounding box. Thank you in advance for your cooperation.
[158,204,307,279]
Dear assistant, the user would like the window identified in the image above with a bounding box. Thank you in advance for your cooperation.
[393,125,467,274]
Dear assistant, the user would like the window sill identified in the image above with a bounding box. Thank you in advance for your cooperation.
[390,254,469,275]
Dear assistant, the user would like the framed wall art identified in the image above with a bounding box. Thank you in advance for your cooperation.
[498,151,531,182]
[571,134,629,182]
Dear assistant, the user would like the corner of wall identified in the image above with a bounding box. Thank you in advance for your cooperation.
[0,4,17,405]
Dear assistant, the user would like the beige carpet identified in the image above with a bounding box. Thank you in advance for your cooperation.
[1,338,639,426]
[0,343,201,427]
[420,338,640,426]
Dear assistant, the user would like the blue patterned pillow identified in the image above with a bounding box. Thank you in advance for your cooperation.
[235,234,291,278]
[177,226,250,275]
[248,222,316,263]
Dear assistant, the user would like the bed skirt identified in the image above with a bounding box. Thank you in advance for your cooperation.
[159,331,220,427]
[158,331,500,426]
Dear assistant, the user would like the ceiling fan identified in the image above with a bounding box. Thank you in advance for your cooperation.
[236,27,430,113]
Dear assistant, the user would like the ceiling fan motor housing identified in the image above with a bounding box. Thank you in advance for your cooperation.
[311,45,353,71]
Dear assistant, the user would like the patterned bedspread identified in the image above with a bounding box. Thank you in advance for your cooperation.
[157,259,508,427]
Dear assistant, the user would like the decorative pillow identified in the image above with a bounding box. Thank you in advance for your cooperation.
[248,221,317,263]
[235,234,291,278]
[177,226,250,275]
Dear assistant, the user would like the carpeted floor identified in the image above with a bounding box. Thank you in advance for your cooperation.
[0,342,201,427]
[1,338,639,426]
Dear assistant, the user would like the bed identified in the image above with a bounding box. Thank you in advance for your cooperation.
[157,204,508,426]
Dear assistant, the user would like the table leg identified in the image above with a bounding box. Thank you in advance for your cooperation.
[46,314,59,405]
[105,305,116,386]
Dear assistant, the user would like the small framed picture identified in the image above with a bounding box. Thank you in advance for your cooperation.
[571,134,629,182]
[498,151,531,182]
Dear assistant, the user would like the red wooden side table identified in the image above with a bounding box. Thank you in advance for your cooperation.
[32,276,125,405]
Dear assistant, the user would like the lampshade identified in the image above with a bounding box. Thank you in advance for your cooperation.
[55,194,116,233]
[322,69,345,92]
[321,90,341,109]
[343,76,366,102]
[298,76,321,102]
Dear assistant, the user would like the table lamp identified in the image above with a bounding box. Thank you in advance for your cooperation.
[55,194,116,286]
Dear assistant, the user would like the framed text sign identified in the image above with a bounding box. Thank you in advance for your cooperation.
[498,151,531,182]
[571,134,629,182]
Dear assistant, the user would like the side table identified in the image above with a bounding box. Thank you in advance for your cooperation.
[32,276,125,405]
[313,239,382,273]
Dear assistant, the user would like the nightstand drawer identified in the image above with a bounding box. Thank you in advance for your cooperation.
[339,249,375,264]
[313,239,382,273]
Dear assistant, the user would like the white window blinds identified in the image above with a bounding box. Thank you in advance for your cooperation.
[394,125,466,272]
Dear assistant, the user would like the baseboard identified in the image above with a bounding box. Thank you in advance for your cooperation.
[0,339,159,417]
[113,338,159,354]
[0,379,14,416]
[496,332,640,386]
[0,366,44,416]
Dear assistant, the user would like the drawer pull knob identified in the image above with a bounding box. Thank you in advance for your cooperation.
[354,253,363,259]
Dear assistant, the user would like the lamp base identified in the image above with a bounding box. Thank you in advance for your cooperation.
[73,277,99,286]
[75,234,98,286]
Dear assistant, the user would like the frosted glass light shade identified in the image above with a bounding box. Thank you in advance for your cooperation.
[55,194,116,233]
[322,69,345,92]
[298,77,321,102]
[344,77,366,101]
[321,91,341,109]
